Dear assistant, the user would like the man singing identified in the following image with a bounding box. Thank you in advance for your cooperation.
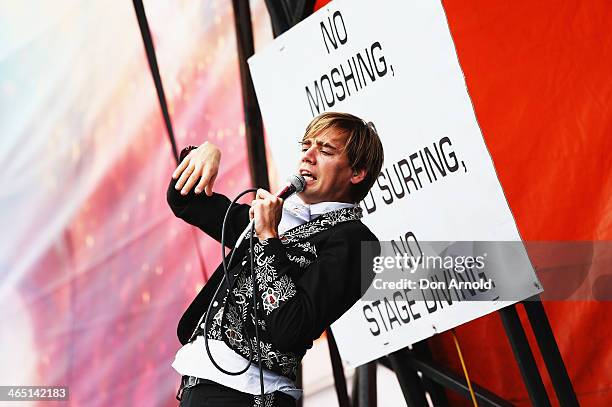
[168,112,384,407]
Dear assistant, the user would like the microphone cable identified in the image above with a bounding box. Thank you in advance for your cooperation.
[202,188,266,400]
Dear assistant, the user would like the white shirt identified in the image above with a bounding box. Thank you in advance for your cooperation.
[171,194,356,399]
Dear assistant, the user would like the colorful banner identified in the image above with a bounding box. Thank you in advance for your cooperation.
[0,1,271,405]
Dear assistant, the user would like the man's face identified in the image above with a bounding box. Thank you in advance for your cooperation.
[296,128,360,204]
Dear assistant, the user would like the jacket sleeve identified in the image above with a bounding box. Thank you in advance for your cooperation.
[166,177,250,248]
[252,225,380,352]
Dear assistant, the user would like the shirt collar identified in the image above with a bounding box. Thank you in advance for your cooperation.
[284,194,355,220]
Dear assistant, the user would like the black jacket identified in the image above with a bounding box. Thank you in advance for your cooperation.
[167,176,379,380]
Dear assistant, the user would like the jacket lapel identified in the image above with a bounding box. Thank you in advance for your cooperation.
[279,206,363,244]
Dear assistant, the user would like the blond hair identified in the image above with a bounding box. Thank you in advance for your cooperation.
[302,112,384,202]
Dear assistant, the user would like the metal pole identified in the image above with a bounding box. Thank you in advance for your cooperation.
[357,362,377,407]
[295,363,303,407]
[326,329,351,407]
[132,0,179,162]
[386,349,429,407]
[523,297,580,406]
[402,353,514,407]
[411,341,450,406]
[499,305,551,407]
[231,0,269,190]
[352,368,360,407]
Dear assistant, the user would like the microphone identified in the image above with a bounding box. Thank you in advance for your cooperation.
[234,175,306,248]
[275,174,307,200]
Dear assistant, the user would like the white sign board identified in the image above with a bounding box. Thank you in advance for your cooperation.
[248,0,541,366]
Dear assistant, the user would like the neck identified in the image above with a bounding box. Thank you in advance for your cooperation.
[297,193,353,205]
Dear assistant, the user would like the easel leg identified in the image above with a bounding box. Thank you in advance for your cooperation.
[499,305,551,407]
[523,297,580,406]
[387,348,430,406]
[326,329,351,407]
[357,361,377,407]
[296,363,303,407]
[412,341,450,406]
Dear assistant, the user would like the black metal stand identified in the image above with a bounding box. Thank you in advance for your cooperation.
[357,362,377,407]
[322,299,578,407]
[386,349,430,406]
[523,297,579,407]
[327,329,351,407]
[295,364,303,407]
[383,348,514,407]
[411,341,450,406]
[264,0,316,37]
[377,299,578,407]
[499,305,551,406]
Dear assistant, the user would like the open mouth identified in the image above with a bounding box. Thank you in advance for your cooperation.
[299,169,317,181]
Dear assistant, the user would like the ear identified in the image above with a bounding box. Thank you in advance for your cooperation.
[350,168,367,185]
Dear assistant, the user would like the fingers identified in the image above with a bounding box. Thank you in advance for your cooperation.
[250,190,282,240]
[172,155,191,179]
[194,167,214,195]
[204,173,217,196]
[256,189,283,205]
[256,188,274,200]
[174,159,220,196]
[180,163,202,195]
[252,189,284,208]
[175,163,195,192]
[173,142,222,195]
[251,190,284,218]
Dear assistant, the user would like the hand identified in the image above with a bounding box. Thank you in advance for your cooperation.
[172,142,221,196]
[249,189,283,240]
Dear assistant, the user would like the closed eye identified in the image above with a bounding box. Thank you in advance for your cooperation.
[299,141,311,153]
[299,140,335,155]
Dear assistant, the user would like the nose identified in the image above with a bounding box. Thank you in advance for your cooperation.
[301,144,316,165]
